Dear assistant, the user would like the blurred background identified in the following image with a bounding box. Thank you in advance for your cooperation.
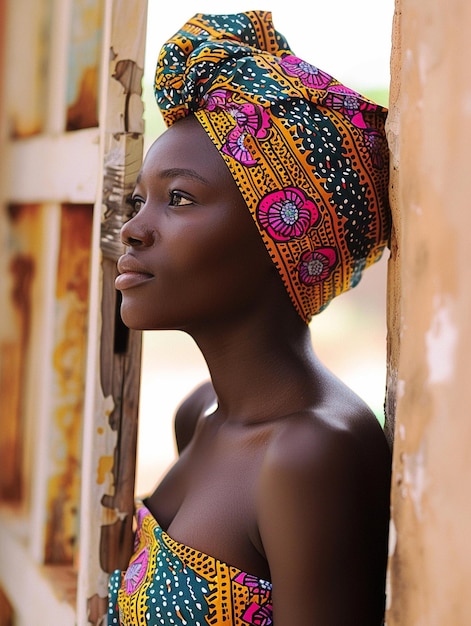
[135,0,395,494]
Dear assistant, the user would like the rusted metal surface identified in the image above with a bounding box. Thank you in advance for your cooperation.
[66,0,104,130]
[0,205,37,502]
[45,204,93,564]
[0,584,14,626]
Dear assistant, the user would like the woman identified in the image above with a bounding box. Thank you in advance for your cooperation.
[109,11,391,626]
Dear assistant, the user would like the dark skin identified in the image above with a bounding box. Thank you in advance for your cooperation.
[117,115,391,625]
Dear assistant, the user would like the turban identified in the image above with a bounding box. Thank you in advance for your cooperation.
[154,11,390,322]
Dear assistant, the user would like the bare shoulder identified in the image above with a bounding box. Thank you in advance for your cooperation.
[261,376,391,484]
[174,380,217,453]
[256,379,391,624]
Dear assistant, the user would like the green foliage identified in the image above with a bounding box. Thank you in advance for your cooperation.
[363,87,389,108]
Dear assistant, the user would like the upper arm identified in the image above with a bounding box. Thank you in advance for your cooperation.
[174,380,216,453]
[257,422,389,626]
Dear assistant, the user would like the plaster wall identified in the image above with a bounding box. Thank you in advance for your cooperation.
[387,0,471,623]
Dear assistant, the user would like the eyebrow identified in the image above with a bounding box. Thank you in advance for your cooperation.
[134,167,211,190]
[159,167,211,185]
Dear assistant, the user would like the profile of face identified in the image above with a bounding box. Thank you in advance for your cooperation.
[116,115,280,332]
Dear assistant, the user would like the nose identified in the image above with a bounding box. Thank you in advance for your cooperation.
[120,210,155,248]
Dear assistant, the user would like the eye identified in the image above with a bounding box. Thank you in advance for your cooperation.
[169,190,193,207]
[126,195,144,219]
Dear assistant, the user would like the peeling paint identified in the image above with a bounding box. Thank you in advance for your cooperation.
[87,593,107,626]
[385,518,397,611]
[402,439,427,520]
[96,456,114,485]
[388,517,397,557]
[112,59,144,133]
[101,134,143,260]
[397,378,406,399]
[425,296,457,384]
[100,506,129,525]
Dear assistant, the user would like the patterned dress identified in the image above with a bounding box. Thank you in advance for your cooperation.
[108,502,273,626]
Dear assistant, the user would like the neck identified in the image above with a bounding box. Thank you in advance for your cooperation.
[186,301,322,424]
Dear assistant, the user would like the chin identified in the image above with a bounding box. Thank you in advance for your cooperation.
[119,305,147,331]
[119,309,179,333]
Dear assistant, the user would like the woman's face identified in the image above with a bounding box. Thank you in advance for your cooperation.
[116,115,274,331]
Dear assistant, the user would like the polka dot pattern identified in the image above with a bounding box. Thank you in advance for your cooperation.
[108,502,273,625]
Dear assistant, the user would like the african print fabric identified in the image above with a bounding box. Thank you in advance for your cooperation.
[154,11,391,322]
[108,502,273,626]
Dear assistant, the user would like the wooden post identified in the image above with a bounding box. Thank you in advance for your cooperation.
[77,1,147,623]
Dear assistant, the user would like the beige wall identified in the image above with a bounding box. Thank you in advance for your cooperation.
[386,0,471,623]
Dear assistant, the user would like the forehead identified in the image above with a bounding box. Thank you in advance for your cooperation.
[140,115,235,187]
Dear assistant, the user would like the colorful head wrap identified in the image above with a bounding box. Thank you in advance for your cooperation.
[154,11,390,322]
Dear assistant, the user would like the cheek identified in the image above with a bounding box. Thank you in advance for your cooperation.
[177,221,272,306]
[119,214,273,330]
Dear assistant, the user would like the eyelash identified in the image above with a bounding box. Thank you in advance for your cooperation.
[126,195,144,219]
[169,191,193,207]
[125,190,193,220]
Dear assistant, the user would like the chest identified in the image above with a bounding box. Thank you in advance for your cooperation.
[145,419,273,579]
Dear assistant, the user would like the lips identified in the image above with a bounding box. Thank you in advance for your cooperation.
[115,255,154,291]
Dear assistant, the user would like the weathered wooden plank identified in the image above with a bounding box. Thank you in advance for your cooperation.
[0,511,76,626]
[3,129,100,204]
[2,0,53,137]
[77,1,147,623]
[99,257,142,573]
[77,137,144,625]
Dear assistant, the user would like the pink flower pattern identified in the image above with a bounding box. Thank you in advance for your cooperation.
[233,573,273,625]
[241,602,273,625]
[204,88,232,111]
[323,84,378,129]
[203,90,271,166]
[124,548,149,594]
[298,248,338,285]
[364,129,385,169]
[257,187,319,242]
[280,55,333,89]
